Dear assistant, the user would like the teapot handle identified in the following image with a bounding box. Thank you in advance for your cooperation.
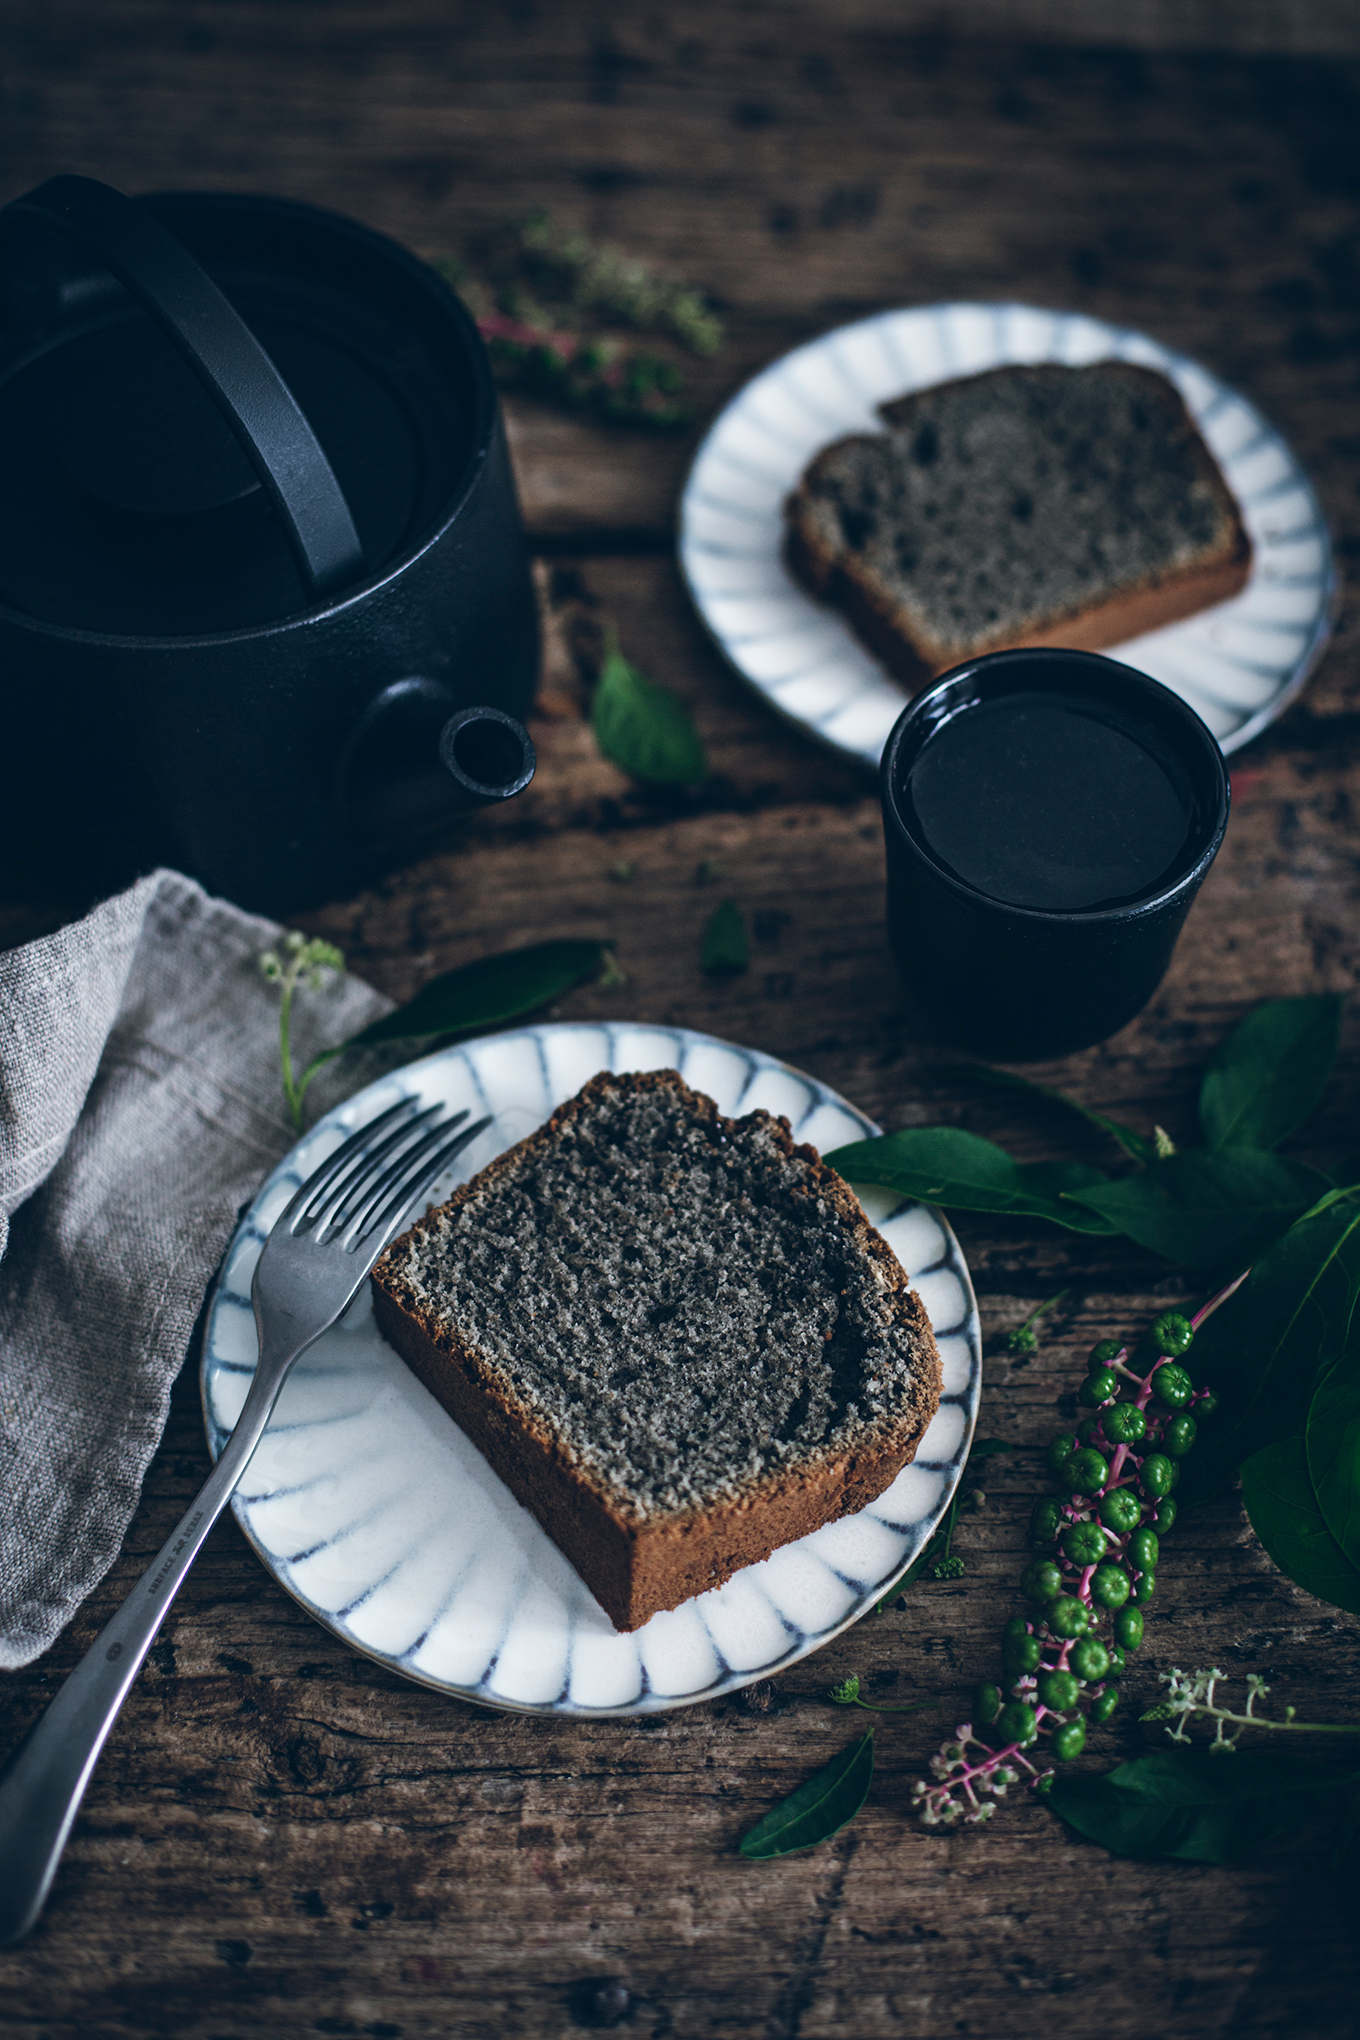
[2,174,365,600]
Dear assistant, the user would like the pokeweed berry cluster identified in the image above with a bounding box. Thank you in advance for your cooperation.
[912,1306,1220,1827]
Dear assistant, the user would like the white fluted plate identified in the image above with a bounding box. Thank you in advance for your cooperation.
[200,1023,981,1717]
[680,301,1336,762]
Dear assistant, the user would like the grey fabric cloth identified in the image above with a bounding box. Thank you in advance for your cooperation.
[0,871,390,1669]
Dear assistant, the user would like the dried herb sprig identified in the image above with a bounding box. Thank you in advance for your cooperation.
[514,209,724,354]
[432,211,723,430]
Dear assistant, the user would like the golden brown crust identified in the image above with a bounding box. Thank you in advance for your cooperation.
[371,1068,941,1632]
[784,361,1252,692]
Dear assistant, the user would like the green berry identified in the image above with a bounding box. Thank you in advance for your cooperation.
[1114,1606,1145,1650]
[1131,1568,1157,1604]
[998,1700,1038,1747]
[1198,1390,1220,1418]
[1047,1433,1078,1480]
[1037,1669,1082,1710]
[1103,1402,1147,1445]
[1107,1644,1127,1676]
[975,1681,1003,1726]
[1076,1417,1100,1445]
[1062,1522,1107,1566]
[1153,1363,1194,1409]
[1068,1447,1110,1496]
[1089,1339,1122,1371]
[1154,1499,1178,1535]
[1080,1367,1119,1407]
[1046,1595,1090,1638]
[1167,1457,1181,1490]
[1069,1635,1110,1681]
[1164,1412,1198,1458]
[1091,1562,1132,1609]
[1151,1311,1194,1357]
[1142,1453,1175,1498]
[1003,1627,1043,1675]
[1099,1488,1142,1534]
[1030,1497,1065,1546]
[1021,1559,1064,1603]
[1050,1718,1087,1761]
[1129,1527,1160,1571]
[1089,1687,1120,1725]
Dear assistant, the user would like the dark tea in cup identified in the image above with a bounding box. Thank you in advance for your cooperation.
[880,648,1230,1060]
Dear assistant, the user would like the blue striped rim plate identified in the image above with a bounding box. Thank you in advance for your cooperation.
[680,301,1336,763]
[199,1023,981,1718]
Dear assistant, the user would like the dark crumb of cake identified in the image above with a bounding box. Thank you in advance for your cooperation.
[380,1078,925,1518]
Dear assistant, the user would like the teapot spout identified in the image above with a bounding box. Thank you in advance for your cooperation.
[336,683,536,845]
[438,705,535,814]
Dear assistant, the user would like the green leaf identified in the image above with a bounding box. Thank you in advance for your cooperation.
[1047,1748,1346,1864]
[825,1129,1117,1236]
[1180,1198,1360,1502]
[1064,1149,1331,1268]
[737,1731,875,1859]
[345,940,611,1052]
[1307,1342,1360,1572]
[701,899,749,977]
[966,1065,1158,1163]
[1019,1162,1123,1231]
[1199,995,1344,1152]
[592,645,707,784]
[1242,1434,1360,1616]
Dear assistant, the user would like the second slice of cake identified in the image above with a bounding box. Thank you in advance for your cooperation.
[371,1069,941,1631]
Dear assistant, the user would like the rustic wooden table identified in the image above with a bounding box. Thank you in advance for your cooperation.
[3,5,1360,2035]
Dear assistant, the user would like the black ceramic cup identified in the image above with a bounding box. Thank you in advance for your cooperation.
[880,647,1230,1060]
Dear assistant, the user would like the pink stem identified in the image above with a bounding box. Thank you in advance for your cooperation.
[1191,1268,1249,1331]
[476,311,582,357]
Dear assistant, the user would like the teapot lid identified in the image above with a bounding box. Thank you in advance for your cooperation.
[0,183,486,637]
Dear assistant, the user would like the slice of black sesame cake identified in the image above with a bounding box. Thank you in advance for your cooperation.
[371,1069,941,1631]
[785,361,1251,690]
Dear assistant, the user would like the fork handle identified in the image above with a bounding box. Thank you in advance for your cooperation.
[0,1332,303,1948]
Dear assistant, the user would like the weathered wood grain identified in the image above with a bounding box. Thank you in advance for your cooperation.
[2,5,1360,2035]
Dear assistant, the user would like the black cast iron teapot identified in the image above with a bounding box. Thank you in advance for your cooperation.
[0,176,538,913]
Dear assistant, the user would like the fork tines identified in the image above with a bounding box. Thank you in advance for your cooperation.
[359,1114,491,1253]
[305,1103,450,1240]
[280,1099,490,1252]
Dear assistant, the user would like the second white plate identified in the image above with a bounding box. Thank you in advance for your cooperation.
[200,1023,981,1717]
[680,301,1335,762]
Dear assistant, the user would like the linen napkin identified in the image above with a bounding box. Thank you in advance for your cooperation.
[0,870,390,1669]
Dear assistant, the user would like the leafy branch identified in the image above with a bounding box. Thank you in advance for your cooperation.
[261,934,616,1132]
[738,1288,1360,1864]
[826,996,1346,1273]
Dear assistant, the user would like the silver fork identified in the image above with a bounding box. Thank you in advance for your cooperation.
[0,1094,490,1948]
